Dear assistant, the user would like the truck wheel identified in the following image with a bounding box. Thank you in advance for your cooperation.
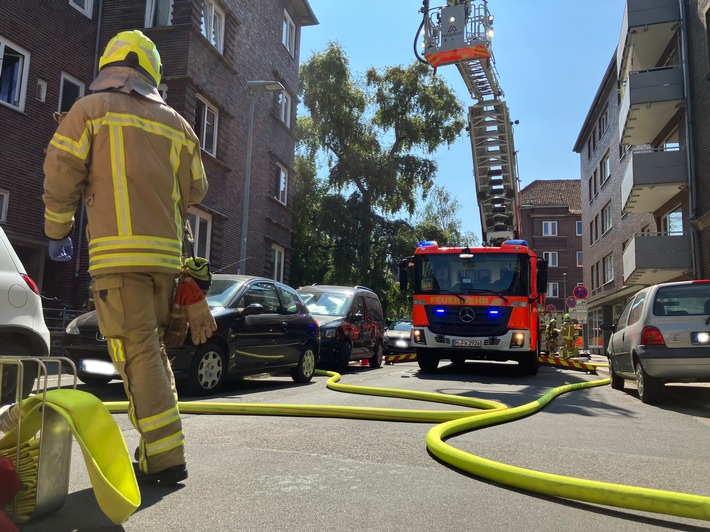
[519,351,538,376]
[416,349,439,373]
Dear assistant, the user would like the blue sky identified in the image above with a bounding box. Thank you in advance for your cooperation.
[299,0,625,237]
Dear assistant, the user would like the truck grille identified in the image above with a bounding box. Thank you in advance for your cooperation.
[425,305,511,337]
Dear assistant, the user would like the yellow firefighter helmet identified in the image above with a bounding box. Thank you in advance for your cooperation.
[99,30,162,87]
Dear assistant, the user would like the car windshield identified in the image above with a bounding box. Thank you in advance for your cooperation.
[301,292,351,316]
[389,320,412,331]
[654,283,710,316]
[206,278,246,307]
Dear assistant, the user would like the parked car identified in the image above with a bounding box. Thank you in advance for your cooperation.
[61,274,320,396]
[601,280,710,404]
[297,284,384,372]
[383,319,413,356]
[0,227,51,405]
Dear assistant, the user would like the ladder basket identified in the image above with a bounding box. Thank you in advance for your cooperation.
[0,356,77,523]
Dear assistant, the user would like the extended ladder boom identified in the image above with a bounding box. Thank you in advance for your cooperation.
[418,0,520,245]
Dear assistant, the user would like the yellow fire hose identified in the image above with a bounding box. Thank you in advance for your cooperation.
[3,366,710,524]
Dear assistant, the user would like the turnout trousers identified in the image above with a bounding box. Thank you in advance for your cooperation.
[92,272,185,474]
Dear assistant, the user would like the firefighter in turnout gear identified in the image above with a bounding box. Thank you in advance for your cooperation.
[545,318,559,356]
[43,30,209,485]
[559,314,579,359]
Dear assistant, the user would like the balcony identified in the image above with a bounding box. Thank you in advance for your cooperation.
[617,0,680,77]
[618,66,684,145]
[623,232,692,285]
[621,148,688,214]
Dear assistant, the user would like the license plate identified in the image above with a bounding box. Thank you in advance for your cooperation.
[452,339,482,347]
[691,332,710,344]
[79,359,118,376]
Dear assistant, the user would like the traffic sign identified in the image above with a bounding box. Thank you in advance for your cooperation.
[546,304,556,312]
[566,296,576,309]
[573,285,588,300]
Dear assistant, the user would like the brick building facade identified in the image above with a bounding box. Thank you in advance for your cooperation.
[0,0,316,308]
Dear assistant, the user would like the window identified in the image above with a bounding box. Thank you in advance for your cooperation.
[587,137,592,160]
[576,251,583,267]
[603,253,613,284]
[598,104,608,137]
[546,282,559,298]
[587,175,593,202]
[145,0,172,27]
[201,0,225,53]
[595,261,600,289]
[590,263,596,291]
[0,189,8,223]
[195,96,218,156]
[601,201,612,235]
[542,251,558,267]
[69,0,92,17]
[661,207,683,235]
[36,79,47,102]
[0,37,30,111]
[627,292,646,326]
[272,244,285,283]
[600,152,611,185]
[542,221,557,236]
[275,163,288,205]
[188,207,212,260]
[576,221,583,236]
[592,168,598,197]
[59,72,84,113]
[276,285,300,314]
[282,9,296,56]
[279,91,292,127]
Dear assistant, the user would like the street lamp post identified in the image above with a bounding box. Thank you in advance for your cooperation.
[238,80,285,274]
[562,272,567,316]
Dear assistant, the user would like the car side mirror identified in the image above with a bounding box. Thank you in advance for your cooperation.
[242,303,265,317]
[599,322,613,332]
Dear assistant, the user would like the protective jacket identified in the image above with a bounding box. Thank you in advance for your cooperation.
[43,90,208,275]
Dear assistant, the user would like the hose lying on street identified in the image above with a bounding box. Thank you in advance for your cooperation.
[102,369,710,523]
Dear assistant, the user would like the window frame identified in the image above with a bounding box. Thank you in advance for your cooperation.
[0,189,8,223]
[279,91,292,127]
[275,162,288,205]
[69,0,92,18]
[601,201,612,235]
[201,0,225,53]
[272,244,285,283]
[59,71,85,113]
[145,0,173,27]
[195,95,219,157]
[542,220,557,237]
[0,37,30,112]
[603,253,614,285]
[576,251,583,267]
[188,206,212,260]
[282,9,296,56]
[546,282,559,299]
[576,220,583,236]
[542,251,558,267]
[600,152,611,185]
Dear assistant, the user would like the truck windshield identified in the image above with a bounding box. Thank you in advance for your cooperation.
[415,252,527,296]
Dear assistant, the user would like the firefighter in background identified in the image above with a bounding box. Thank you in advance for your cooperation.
[559,314,579,359]
[545,318,559,356]
[43,30,212,485]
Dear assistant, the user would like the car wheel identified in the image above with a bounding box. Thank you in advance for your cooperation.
[186,342,227,396]
[608,358,624,391]
[635,359,662,404]
[368,343,384,368]
[77,373,114,387]
[416,348,439,373]
[292,344,317,383]
[337,342,352,374]
[0,340,38,406]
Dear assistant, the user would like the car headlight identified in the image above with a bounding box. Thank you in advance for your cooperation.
[65,318,80,335]
[321,328,336,339]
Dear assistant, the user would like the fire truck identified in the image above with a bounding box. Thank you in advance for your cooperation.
[401,1,548,374]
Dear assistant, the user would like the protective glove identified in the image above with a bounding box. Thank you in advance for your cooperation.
[184,297,217,345]
[48,237,73,261]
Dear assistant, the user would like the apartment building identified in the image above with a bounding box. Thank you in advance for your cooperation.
[573,0,706,354]
[518,179,583,324]
[0,0,317,308]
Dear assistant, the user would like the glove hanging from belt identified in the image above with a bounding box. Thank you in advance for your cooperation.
[175,275,216,345]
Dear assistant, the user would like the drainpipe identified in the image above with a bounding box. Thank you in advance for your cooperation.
[679,0,701,279]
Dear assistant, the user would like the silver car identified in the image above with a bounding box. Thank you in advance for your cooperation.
[601,280,710,404]
[383,319,413,356]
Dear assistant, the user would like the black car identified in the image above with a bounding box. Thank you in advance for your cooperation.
[297,284,384,373]
[61,274,320,395]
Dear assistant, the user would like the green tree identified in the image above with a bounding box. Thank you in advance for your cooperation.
[295,42,465,299]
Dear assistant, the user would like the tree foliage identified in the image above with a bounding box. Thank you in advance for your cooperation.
[291,43,466,315]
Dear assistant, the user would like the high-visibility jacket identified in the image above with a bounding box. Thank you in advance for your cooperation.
[43,91,208,275]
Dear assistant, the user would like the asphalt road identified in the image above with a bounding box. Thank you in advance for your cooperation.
[15,356,710,531]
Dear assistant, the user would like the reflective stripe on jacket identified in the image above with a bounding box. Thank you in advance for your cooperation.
[43,91,208,275]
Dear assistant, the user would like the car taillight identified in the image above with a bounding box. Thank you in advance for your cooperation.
[641,326,665,345]
[22,274,40,295]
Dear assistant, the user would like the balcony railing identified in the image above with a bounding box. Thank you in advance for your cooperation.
[621,148,688,214]
[623,231,692,285]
